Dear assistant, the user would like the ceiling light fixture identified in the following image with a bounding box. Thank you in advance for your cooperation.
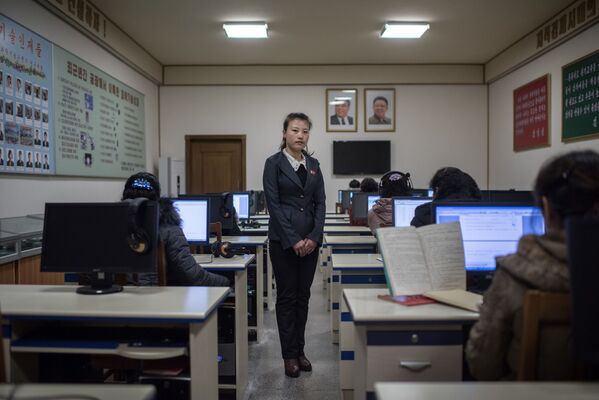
[223,22,268,38]
[380,22,429,39]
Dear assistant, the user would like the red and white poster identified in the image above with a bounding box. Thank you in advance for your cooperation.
[513,74,551,152]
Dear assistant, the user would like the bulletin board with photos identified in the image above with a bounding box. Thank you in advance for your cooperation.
[0,14,146,178]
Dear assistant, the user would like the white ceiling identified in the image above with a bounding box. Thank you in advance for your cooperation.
[92,0,573,66]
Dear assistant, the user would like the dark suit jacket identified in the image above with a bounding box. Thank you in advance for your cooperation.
[263,151,326,250]
[330,115,354,125]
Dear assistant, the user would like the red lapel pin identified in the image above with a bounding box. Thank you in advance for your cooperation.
[309,169,317,176]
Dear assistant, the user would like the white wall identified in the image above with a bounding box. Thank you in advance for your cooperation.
[160,84,487,210]
[488,23,599,190]
[0,1,160,218]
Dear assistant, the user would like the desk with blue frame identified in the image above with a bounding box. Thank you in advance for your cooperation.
[344,288,479,400]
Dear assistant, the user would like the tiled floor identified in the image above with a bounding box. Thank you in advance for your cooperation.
[244,268,340,399]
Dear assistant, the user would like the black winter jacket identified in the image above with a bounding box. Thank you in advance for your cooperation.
[138,198,229,287]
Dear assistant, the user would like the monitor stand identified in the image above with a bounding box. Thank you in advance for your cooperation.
[77,272,123,295]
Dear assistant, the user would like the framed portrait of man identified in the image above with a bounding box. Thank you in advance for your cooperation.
[326,88,357,132]
[364,88,395,132]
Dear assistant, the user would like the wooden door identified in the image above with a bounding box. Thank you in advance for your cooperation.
[185,135,246,194]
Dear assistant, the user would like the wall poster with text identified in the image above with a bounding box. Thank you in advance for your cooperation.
[513,74,551,152]
[53,47,145,177]
[0,15,54,175]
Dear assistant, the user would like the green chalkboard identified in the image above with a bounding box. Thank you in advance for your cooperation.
[562,49,599,142]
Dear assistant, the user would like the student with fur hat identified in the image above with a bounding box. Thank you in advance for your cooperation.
[367,171,412,233]
[122,172,229,287]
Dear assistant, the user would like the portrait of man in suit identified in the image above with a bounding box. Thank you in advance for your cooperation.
[330,100,353,125]
[327,88,357,132]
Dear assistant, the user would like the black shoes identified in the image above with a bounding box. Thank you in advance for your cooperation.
[297,355,312,372]
[284,358,300,378]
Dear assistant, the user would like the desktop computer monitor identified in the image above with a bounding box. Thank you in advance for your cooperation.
[181,193,234,230]
[41,202,159,294]
[351,192,378,221]
[341,190,359,212]
[367,195,381,210]
[232,192,250,220]
[432,202,545,272]
[392,196,432,227]
[172,198,210,245]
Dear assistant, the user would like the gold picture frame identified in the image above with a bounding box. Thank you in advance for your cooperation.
[364,88,395,132]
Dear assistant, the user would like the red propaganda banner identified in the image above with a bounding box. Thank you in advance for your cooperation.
[513,74,551,152]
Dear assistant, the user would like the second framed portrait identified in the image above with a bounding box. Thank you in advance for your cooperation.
[326,88,357,132]
[364,88,395,132]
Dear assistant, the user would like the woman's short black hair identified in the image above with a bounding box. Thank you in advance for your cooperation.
[122,172,160,201]
[430,167,481,200]
[379,171,412,198]
[360,177,379,193]
[534,150,599,223]
[349,179,360,189]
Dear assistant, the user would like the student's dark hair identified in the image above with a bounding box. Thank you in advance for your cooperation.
[372,96,388,106]
[349,179,360,189]
[534,150,599,224]
[122,172,160,201]
[430,167,481,200]
[379,170,413,198]
[360,177,378,193]
[279,112,313,155]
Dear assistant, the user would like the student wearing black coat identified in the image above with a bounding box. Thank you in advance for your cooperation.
[122,172,229,287]
[411,167,482,227]
[263,113,326,378]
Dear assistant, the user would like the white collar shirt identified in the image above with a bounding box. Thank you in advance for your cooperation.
[282,148,306,172]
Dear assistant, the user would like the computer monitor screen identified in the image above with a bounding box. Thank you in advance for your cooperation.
[341,190,359,211]
[428,189,434,197]
[392,197,431,227]
[172,198,210,244]
[41,202,158,294]
[338,190,343,203]
[351,192,378,220]
[433,202,545,272]
[182,193,233,230]
[367,195,381,210]
[232,192,250,220]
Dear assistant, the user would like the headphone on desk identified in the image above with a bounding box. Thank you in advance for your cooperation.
[211,241,251,258]
[124,197,152,254]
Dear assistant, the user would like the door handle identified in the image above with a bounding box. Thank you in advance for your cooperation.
[399,361,432,372]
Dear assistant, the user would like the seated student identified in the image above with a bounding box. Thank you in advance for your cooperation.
[368,171,413,232]
[360,177,378,193]
[122,172,229,287]
[466,150,599,380]
[349,179,360,189]
[411,167,481,227]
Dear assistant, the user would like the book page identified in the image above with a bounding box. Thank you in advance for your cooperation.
[376,227,433,296]
[424,289,482,312]
[417,222,466,290]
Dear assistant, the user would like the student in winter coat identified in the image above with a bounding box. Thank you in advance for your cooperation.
[466,150,599,380]
[367,170,412,233]
[122,172,229,287]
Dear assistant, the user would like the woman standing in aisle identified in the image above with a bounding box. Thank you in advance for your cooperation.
[263,112,326,378]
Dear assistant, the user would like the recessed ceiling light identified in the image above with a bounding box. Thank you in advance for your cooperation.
[223,23,268,38]
[381,22,429,39]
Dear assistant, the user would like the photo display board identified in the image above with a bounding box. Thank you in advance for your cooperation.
[0,14,145,177]
[562,50,599,142]
[0,15,54,175]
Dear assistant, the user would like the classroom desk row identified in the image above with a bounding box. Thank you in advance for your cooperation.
[344,288,479,400]
[1,254,255,400]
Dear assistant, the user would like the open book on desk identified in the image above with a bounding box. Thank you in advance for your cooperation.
[376,222,481,311]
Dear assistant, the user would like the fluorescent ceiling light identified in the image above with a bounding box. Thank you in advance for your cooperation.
[223,23,268,38]
[381,22,429,38]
